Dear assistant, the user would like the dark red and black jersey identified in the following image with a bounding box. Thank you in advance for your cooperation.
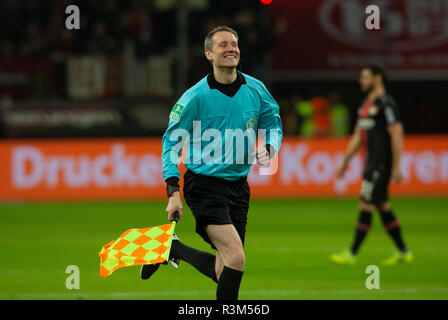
[357,94,401,172]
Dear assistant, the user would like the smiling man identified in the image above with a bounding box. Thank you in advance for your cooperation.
[140,26,283,300]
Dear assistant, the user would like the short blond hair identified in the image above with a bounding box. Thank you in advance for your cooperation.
[204,25,239,51]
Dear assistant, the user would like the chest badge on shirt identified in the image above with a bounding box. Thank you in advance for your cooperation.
[247,118,256,131]
[368,105,379,116]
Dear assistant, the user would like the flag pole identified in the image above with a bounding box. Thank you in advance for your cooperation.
[170,211,179,223]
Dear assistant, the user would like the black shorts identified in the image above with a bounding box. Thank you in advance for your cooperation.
[183,169,250,250]
[360,169,391,206]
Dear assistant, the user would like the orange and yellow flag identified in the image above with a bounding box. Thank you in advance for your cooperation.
[99,222,176,277]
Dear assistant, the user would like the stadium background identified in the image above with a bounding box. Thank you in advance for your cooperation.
[0,0,447,299]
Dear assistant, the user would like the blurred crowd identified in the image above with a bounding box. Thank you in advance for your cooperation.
[279,91,350,137]
[1,0,176,59]
[0,0,280,76]
[0,0,286,103]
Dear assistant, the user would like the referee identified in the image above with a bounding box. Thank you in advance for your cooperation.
[142,26,283,300]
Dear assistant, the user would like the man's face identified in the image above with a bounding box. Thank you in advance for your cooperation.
[359,68,376,93]
[205,31,240,68]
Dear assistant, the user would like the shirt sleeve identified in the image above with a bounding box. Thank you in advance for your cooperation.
[258,84,283,156]
[382,96,402,125]
[162,91,198,181]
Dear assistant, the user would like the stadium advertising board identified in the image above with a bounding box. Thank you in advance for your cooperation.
[0,102,171,138]
[270,0,448,76]
[0,136,447,201]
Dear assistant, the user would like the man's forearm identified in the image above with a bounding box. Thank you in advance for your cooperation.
[390,130,403,171]
[343,130,361,165]
[387,123,403,171]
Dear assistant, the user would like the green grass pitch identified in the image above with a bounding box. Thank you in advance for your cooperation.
[0,197,447,300]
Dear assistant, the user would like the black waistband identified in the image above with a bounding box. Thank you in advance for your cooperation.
[185,169,247,184]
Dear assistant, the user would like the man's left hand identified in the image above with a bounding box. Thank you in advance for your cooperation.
[251,146,270,165]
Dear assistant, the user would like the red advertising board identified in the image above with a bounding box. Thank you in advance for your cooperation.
[269,0,448,76]
[0,136,447,201]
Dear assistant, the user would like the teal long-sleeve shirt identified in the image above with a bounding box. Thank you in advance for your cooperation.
[162,71,283,182]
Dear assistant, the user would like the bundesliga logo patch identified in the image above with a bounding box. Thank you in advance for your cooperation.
[247,118,256,131]
[170,104,185,121]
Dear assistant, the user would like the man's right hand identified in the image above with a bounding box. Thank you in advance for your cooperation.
[335,162,348,179]
[166,191,183,221]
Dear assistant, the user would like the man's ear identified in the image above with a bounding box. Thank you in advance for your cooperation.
[204,49,213,62]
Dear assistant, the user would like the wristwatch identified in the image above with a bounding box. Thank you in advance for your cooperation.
[166,184,180,198]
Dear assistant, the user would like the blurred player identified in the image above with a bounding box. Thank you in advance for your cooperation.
[331,65,413,266]
[141,26,283,299]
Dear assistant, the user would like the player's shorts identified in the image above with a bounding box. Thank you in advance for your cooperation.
[183,169,250,250]
[360,169,391,205]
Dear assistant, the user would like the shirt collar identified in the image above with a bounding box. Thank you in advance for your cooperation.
[207,70,246,98]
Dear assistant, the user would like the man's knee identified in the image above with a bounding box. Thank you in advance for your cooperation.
[206,224,245,271]
[377,202,390,212]
[359,201,375,212]
[226,250,246,271]
[219,242,245,271]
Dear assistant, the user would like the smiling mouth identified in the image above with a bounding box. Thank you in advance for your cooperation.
[223,54,237,59]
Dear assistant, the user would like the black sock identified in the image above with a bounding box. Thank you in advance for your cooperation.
[216,266,244,300]
[170,240,217,283]
[350,210,372,255]
[379,210,407,253]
